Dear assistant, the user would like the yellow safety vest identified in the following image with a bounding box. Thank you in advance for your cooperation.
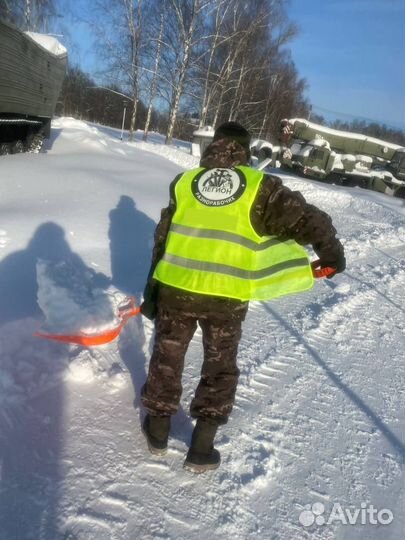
[153,165,314,301]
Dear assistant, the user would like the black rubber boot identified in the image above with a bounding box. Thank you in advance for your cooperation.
[142,414,170,456]
[184,419,221,473]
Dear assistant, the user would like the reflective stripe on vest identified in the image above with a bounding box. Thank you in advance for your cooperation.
[153,165,314,301]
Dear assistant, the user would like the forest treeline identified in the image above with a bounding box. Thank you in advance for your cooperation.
[1,0,404,146]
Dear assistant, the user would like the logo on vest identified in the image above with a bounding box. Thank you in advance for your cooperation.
[192,168,246,206]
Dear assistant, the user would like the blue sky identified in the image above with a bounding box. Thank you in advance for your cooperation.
[288,0,405,129]
[63,0,405,130]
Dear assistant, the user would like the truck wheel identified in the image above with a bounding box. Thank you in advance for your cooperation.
[328,172,344,185]
[0,143,11,155]
[30,134,44,153]
[394,186,405,199]
[11,140,25,153]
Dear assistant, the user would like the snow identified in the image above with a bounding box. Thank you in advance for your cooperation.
[0,118,404,540]
[36,258,118,334]
[24,31,68,57]
[191,125,215,138]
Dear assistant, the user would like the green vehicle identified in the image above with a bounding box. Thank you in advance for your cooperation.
[388,148,405,182]
[0,19,67,154]
[279,118,405,198]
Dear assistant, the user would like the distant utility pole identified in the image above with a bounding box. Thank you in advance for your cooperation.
[25,0,31,29]
[86,87,134,142]
[121,102,128,141]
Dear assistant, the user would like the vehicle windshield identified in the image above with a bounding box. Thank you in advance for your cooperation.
[393,151,405,169]
[309,147,325,160]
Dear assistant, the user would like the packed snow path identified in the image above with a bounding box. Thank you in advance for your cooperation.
[0,118,404,540]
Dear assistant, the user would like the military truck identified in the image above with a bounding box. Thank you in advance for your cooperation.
[190,119,405,198]
[0,19,67,154]
[279,118,405,197]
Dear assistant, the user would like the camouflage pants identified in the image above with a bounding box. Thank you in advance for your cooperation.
[141,302,247,425]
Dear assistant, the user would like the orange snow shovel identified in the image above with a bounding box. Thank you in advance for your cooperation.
[34,296,141,347]
[311,259,336,279]
[35,262,333,347]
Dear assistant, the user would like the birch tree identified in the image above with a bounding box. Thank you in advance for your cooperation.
[123,0,143,141]
[196,0,230,127]
[143,9,164,141]
[74,0,310,142]
[0,0,57,31]
[88,0,145,140]
[200,0,304,138]
[161,0,215,144]
[210,19,261,126]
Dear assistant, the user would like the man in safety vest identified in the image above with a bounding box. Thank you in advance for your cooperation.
[140,121,345,473]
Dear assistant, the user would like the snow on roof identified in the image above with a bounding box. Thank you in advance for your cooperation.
[192,126,215,138]
[24,31,67,57]
[289,118,401,152]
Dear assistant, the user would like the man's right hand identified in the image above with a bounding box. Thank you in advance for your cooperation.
[319,251,346,279]
[140,281,159,320]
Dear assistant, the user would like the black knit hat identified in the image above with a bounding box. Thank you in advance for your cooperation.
[212,121,251,153]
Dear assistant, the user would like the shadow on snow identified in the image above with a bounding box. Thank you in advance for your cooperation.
[0,221,110,540]
[109,195,194,443]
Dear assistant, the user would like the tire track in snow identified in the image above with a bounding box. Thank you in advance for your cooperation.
[218,249,405,537]
[276,261,405,521]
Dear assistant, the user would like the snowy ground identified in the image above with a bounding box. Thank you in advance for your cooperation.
[0,118,404,540]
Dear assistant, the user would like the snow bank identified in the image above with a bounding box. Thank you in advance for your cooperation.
[133,139,199,170]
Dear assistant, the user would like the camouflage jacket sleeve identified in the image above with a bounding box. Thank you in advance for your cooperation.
[250,174,345,263]
[141,176,179,318]
[148,174,180,275]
